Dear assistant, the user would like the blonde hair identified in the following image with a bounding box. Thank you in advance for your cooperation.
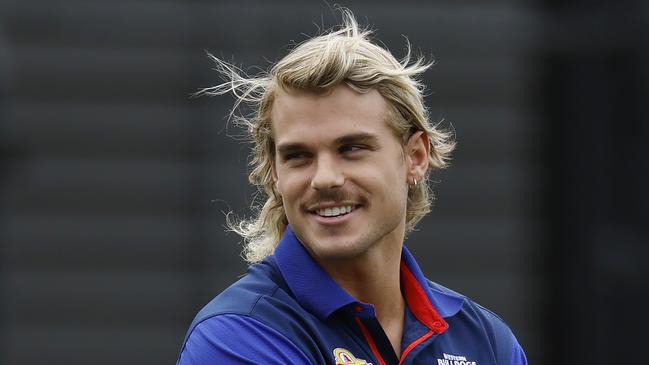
[200,9,455,263]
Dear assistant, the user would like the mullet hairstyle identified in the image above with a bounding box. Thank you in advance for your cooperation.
[199,9,455,264]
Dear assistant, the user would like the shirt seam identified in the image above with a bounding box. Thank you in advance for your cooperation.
[248,284,281,314]
[180,282,282,359]
[188,313,313,364]
[471,301,515,365]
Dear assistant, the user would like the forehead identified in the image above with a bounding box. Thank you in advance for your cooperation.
[270,84,394,145]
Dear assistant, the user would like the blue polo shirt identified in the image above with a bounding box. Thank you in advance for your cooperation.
[178,226,527,365]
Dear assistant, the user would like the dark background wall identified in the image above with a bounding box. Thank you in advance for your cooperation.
[540,0,649,363]
[0,1,646,364]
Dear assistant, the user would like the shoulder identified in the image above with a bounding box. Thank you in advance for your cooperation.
[426,279,512,334]
[178,314,312,365]
[189,260,286,328]
[187,260,313,332]
[178,260,319,364]
[427,280,528,365]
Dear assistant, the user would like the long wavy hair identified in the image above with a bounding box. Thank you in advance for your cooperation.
[199,9,455,263]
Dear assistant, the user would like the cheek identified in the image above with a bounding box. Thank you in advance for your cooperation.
[357,170,408,206]
[360,158,408,188]
[276,171,307,204]
[374,165,409,206]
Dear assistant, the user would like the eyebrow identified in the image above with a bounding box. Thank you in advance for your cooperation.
[334,132,379,146]
[276,132,380,155]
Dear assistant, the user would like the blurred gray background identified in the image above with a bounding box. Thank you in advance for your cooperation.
[1,1,647,364]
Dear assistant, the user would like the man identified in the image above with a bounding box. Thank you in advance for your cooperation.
[178,9,527,365]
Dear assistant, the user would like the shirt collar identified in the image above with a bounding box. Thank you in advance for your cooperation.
[274,225,357,320]
[399,246,465,333]
[273,226,465,328]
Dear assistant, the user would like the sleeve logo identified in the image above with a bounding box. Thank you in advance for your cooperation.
[333,348,374,365]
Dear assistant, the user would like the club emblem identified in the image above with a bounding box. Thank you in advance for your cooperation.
[333,348,373,365]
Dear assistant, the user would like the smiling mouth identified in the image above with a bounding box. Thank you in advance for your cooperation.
[314,205,357,218]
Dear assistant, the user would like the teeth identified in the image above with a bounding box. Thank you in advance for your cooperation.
[316,205,354,217]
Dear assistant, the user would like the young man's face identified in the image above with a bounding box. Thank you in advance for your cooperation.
[271,84,427,263]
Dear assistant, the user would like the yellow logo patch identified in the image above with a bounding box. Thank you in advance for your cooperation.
[333,348,374,365]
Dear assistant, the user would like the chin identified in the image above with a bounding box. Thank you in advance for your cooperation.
[308,236,370,261]
[291,221,374,260]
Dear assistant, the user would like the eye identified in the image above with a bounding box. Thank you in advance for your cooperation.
[281,151,311,164]
[340,144,366,153]
[285,152,304,160]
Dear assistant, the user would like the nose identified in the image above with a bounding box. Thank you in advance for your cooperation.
[310,154,345,190]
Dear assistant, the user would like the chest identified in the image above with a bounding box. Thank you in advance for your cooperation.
[304,314,498,365]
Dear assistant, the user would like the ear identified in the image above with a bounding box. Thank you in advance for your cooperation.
[405,131,430,183]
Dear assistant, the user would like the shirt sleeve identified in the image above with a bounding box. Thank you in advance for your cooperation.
[178,314,313,365]
[508,336,528,365]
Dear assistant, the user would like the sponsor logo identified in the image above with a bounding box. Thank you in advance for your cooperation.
[333,348,374,365]
[436,352,477,365]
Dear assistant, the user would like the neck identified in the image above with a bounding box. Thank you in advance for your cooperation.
[318,239,406,357]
